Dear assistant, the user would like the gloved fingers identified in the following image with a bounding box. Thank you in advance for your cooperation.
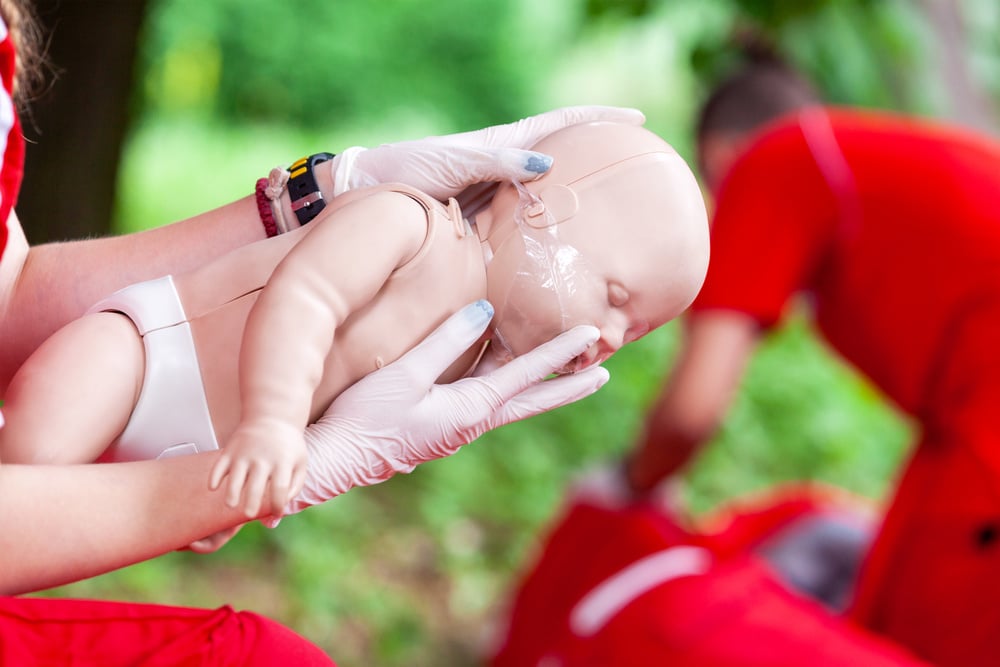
[391,300,495,388]
[487,365,609,427]
[469,343,503,377]
[354,145,552,201]
[479,324,601,399]
[424,145,553,195]
[568,459,635,509]
[466,105,646,149]
[187,525,243,554]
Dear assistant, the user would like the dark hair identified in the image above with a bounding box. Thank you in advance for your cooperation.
[696,50,819,147]
[0,0,47,111]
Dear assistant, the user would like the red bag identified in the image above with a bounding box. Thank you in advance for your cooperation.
[489,487,927,667]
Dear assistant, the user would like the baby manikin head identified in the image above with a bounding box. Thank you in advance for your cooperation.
[473,121,710,372]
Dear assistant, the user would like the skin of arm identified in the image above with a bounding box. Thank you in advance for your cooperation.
[0,162,333,395]
[210,190,428,516]
[626,310,760,493]
[0,199,268,394]
[0,451,263,595]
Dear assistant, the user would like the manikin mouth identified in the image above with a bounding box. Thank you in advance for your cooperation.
[554,347,611,375]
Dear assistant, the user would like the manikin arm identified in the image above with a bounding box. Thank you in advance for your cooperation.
[626,310,760,493]
[209,191,428,516]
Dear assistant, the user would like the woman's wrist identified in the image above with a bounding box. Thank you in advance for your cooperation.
[255,153,338,237]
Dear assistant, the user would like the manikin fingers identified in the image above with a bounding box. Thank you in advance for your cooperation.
[240,463,272,518]
[208,454,232,491]
[224,459,253,509]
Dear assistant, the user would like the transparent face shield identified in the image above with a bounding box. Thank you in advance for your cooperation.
[484,179,650,374]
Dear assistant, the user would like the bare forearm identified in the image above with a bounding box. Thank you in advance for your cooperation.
[627,312,760,493]
[1,197,265,390]
[627,411,705,493]
[0,452,256,595]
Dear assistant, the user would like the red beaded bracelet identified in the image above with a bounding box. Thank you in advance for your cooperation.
[255,177,279,238]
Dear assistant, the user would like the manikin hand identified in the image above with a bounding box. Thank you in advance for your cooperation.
[209,420,309,518]
[281,300,610,516]
[331,105,646,200]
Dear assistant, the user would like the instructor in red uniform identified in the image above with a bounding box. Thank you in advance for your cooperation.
[627,56,1000,666]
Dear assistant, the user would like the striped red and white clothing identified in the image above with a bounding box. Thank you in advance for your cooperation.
[0,15,24,263]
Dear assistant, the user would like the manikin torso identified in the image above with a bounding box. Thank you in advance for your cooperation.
[167,183,487,448]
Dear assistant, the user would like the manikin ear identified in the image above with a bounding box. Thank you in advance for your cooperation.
[522,184,578,229]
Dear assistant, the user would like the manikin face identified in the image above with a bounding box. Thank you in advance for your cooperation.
[477,122,710,372]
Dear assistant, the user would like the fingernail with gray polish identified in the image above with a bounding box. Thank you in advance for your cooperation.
[525,153,553,174]
[469,299,495,323]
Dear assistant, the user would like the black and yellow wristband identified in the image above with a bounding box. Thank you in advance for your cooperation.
[288,152,336,226]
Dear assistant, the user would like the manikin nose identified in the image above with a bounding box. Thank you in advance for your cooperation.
[594,319,632,360]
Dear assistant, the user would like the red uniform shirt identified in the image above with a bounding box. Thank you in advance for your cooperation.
[693,107,1000,423]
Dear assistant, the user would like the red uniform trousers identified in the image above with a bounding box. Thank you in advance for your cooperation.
[852,380,1000,666]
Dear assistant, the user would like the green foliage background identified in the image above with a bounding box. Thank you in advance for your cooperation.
[40,0,999,665]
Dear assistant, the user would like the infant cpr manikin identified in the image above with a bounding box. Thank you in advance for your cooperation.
[0,120,709,502]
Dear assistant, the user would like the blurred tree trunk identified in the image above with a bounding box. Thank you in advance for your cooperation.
[918,0,998,135]
[17,0,149,244]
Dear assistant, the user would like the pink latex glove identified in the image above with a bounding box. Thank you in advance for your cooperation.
[330,105,646,200]
[283,300,610,515]
[568,461,686,515]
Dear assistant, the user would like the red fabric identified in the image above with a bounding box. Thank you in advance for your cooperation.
[852,382,1000,667]
[694,483,870,560]
[691,107,1000,663]
[491,498,926,667]
[0,17,24,263]
[570,558,921,667]
[0,596,335,666]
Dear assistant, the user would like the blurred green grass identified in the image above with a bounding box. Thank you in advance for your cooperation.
[38,117,912,666]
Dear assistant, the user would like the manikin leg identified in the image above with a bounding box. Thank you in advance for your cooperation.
[0,312,145,464]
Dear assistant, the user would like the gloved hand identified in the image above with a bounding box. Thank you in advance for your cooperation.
[283,300,610,515]
[569,459,686,514]
[330,105,645,200]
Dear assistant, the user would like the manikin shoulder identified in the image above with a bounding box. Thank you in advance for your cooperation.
[304,184,438,271]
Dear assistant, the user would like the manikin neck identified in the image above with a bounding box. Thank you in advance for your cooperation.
[469,209,498,268]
